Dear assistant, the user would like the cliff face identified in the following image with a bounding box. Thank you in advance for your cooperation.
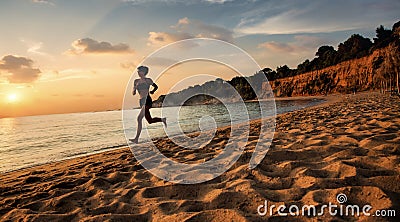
[267,43,400,97]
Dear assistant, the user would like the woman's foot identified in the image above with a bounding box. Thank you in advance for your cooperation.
[162,117,167,127]
[129,138,139,144]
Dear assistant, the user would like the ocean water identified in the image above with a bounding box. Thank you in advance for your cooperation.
[0,99,324,173]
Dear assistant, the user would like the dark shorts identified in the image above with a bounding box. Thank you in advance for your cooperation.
[139,96,152,108]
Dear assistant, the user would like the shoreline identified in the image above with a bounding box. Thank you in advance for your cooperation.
[1,91,399,221]
[0,92,380,176]
[0,94,330,175]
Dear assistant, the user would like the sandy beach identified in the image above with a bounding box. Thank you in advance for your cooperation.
[1,92,399,221]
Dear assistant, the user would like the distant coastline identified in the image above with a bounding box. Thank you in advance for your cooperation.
[152,21,400,106]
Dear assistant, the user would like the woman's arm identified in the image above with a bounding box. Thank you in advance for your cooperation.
[147,78,158,94]
[132,79,137,95]
[150,82,158,94]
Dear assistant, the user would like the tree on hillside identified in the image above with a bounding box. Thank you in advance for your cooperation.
[276,65,293,79]
[262,67,278,81]
[393,21,400,31]
[262,67,272,75]
[296,59,312,74]
[228,76,256,100]
[337,34,372,62]
[315,45,338,69]
[373,25,393,50]
[315,45,335,57]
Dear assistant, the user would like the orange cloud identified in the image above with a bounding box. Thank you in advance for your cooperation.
[0,55,41,83]
[148,17,234,47]
[66,38,134,55]
[147,32,193,47]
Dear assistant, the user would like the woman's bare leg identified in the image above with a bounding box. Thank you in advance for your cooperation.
[145,106,167,127]
[131,106,145,143]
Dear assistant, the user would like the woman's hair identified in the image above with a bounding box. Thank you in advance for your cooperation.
[137,66,149,75]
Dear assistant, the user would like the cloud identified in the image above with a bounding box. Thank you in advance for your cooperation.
[31,0,54,5]
[27,42,44,54]
[173,17,234,42]
[0,55,41,83]
[147,32,194,47]
[194,23,234,42]
[177,17,189,25]
[37,69,94,83]
[203,0,234,4]
[237,8,342,35]
[258,41,295,53]
[123,0,171,4]
[66,38,134,55]
[124,0,235,5]
[235,0,400,35]
[148,17,234,47]
[293,35,329,48]
[256,34,336,68]
[20,38,52,58]
[258,35,331,55]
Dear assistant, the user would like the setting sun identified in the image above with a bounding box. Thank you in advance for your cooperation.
[7,93,18,103]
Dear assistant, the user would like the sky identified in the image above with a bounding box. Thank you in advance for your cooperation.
[0,0,399,117]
